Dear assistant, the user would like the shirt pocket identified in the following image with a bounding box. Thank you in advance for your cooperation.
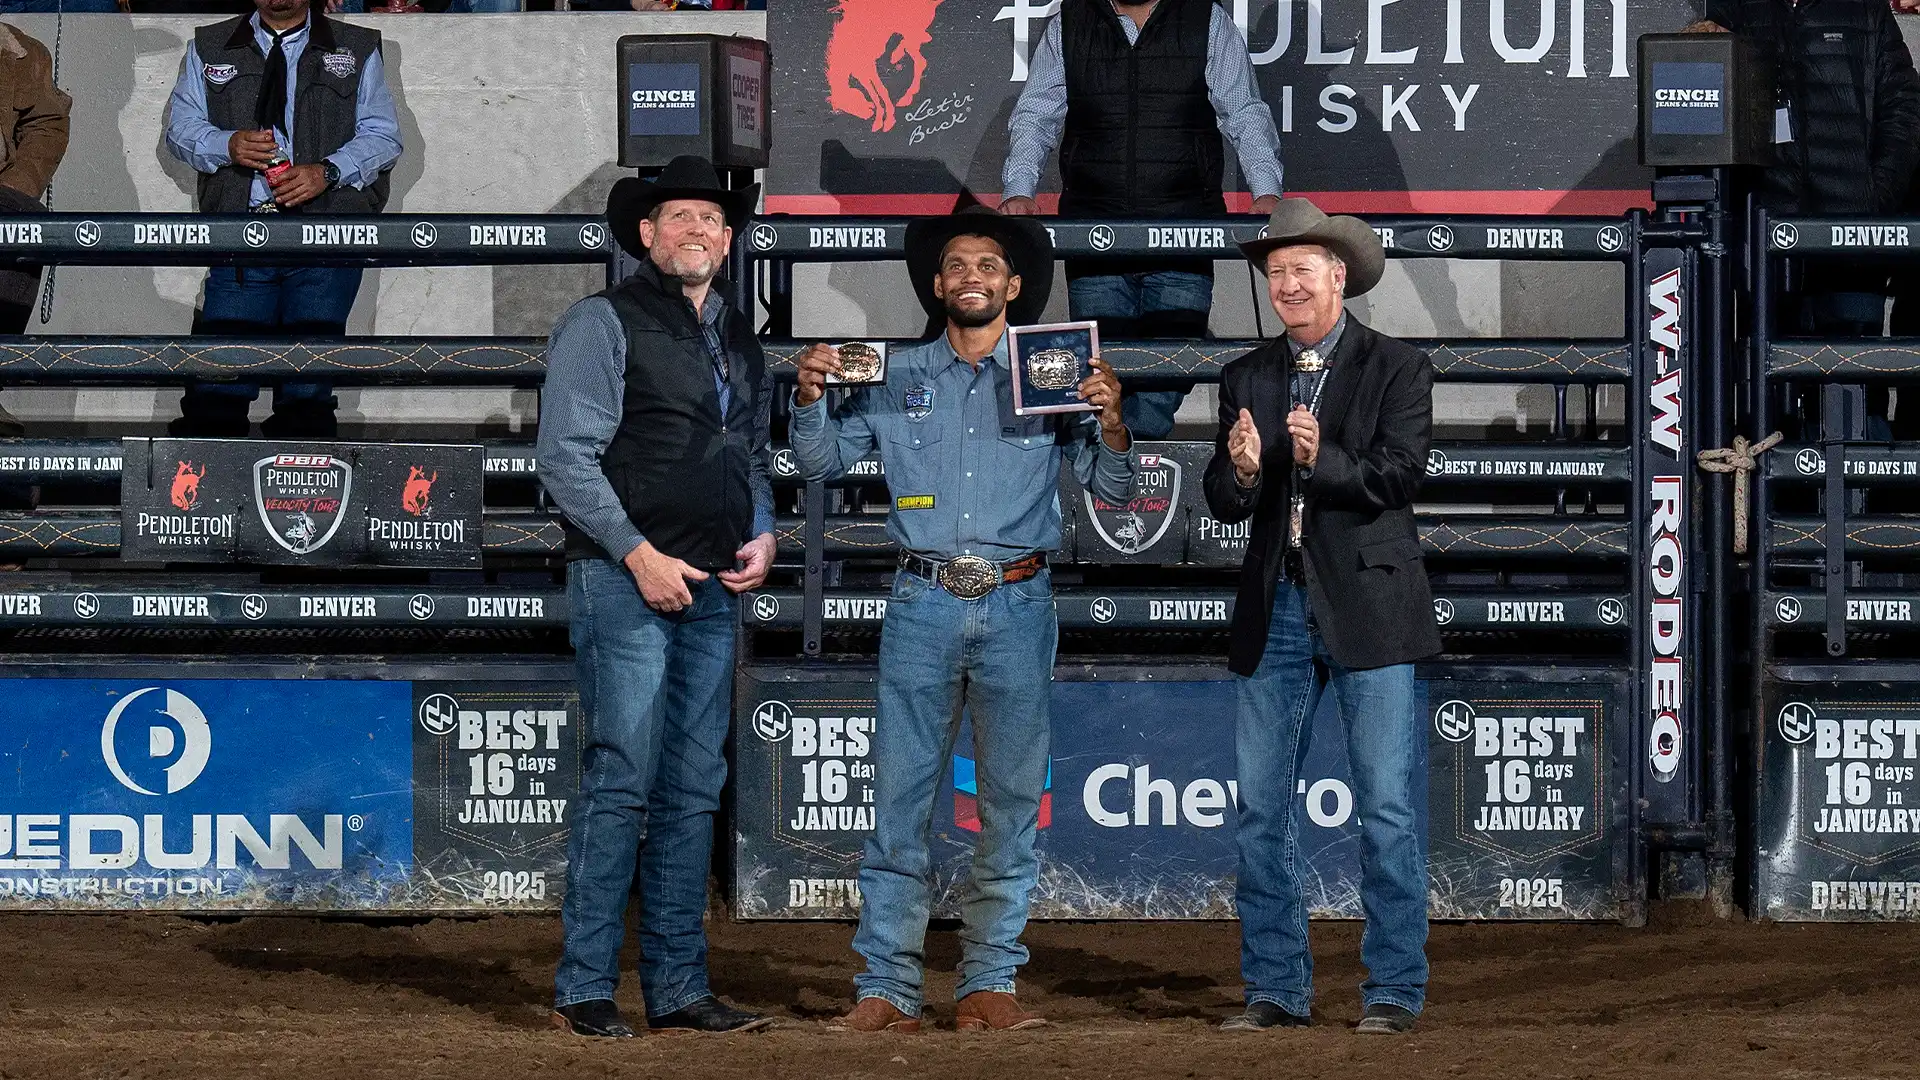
[1357,537,1423,574]
[998,415,1054,454]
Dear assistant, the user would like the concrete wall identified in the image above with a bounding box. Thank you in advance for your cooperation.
[4,11,761,434]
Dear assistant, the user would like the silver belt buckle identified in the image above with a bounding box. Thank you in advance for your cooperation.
[936,554,1001,600]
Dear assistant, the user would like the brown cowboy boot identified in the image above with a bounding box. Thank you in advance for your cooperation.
[828,997,922,1033]
[955,991,1047,1031]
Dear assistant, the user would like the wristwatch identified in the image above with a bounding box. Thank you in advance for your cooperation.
[322,161,341,190]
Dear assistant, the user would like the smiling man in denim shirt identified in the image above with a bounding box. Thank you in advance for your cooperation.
[791,205,1135,1033]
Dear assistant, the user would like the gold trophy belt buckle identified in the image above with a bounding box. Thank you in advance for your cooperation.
[936,554,1002,600]
[1026,348,1081,391]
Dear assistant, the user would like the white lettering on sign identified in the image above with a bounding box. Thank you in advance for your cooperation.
[808,227,889,249]
[469,225,549,246]
[1486,227,1564,250]
[1486,601,1565,623]
[1147,227,1228,249]
[301,224,380,245]
[1830,225,1912,247]
[1848,600,1914,622]
[299,596,377,619]
[466,597,546,619]
[134,223,210,245]
[0,595,41,616]
[823,597,888,620]
[1148,599,1229,622]
[130,596,210,618]
[0,223,44,244]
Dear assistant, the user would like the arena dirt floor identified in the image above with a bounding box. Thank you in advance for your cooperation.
[3,906,1917,1079]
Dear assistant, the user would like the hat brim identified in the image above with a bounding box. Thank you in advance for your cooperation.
[606,177,761,261]
[903,212,1055,330]
[1239,219,1386,298]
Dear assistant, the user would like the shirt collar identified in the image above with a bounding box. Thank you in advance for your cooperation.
[252,13,311,47]
[1290,311,1347,363]
[945,330,1010,372]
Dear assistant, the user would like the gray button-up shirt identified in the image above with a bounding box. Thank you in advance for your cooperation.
[789,333,1137,561]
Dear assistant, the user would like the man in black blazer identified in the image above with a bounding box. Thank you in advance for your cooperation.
[1203,199,1439,1035]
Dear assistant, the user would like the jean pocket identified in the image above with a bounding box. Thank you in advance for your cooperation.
[890,571,931,603]
[1005,568,1053,603]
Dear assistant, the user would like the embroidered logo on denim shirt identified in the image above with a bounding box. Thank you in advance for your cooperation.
[895,494,935,511]
[203,63,239,86]
[321,50,358,79]
[904,384,934,421]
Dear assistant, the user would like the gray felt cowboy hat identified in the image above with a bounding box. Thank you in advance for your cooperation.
[1238,198,1386,298]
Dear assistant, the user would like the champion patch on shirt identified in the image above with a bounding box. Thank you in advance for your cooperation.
[895,495,935,511]
[203,63,238,86]
[321,50,357,78]
[904,385,934,422]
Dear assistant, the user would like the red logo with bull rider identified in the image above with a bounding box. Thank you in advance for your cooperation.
[826,0,944,132]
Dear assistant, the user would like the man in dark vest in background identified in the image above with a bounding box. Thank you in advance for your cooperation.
[164,0,402,438]
[1001,0,1281,438]
[537,156,776,1038]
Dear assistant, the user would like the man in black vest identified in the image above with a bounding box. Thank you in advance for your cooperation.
[1205,199,1439,1035]
[1002,0,1281,438]
[536,156,775,1038]
[164,0,402,438]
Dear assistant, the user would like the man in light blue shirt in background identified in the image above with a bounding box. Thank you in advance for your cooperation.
[164,0,402,438]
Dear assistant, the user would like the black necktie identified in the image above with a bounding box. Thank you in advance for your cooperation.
[257,27,294,135]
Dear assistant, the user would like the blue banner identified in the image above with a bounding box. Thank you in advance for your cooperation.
[0,679,413,909]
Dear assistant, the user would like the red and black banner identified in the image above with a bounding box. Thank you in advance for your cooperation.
[774,0,1700,215]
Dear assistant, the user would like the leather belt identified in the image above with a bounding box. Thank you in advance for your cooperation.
[899,551,1046,601]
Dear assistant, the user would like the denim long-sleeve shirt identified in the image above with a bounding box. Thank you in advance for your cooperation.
[1003,2,1283,201]
[789,333,1136,561]
[536,295,775,563]
[165,16,403,207]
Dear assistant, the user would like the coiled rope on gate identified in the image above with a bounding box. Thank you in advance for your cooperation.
[1697,432,1783,555]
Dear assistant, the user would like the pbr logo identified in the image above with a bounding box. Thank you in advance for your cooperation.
[751,223,778,252]
[1426,449,1448,477]
[578,222,606,250]
[244,220,270,248]
[753,594,780,621]
[1795,448,1822,476]
[1433,699,1474,743]
[409,593,435,621]
[74,592,99,620]
[1777,702,1816,745]
[753,700,793,743]
[1596,225,1625,254]
[1089,225,1116,252]
[1090,596,1117,624]
[773,449,799,478]
[1772,222,1798,250]
[1084,453,1179,555]
[74,220,102,249]
[418,693,460,737]
[1427,224,1454,252]
[1433,598,1454,625]
[241,593,267,621]
[1597,597,1625,626]
[411,222,438,249]
[253,454,351,555]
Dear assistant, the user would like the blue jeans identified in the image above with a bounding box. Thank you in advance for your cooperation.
[554,559,736,1016]
[1235,584,1427,1017]
[1068,271,1212,439]
[852,566,1057,1016]
[187,266,362,413]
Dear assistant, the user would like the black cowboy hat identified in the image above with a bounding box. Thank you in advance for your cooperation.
[1237,197,1386,297]
[606,155,760,261]
[904,197,1055,330]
